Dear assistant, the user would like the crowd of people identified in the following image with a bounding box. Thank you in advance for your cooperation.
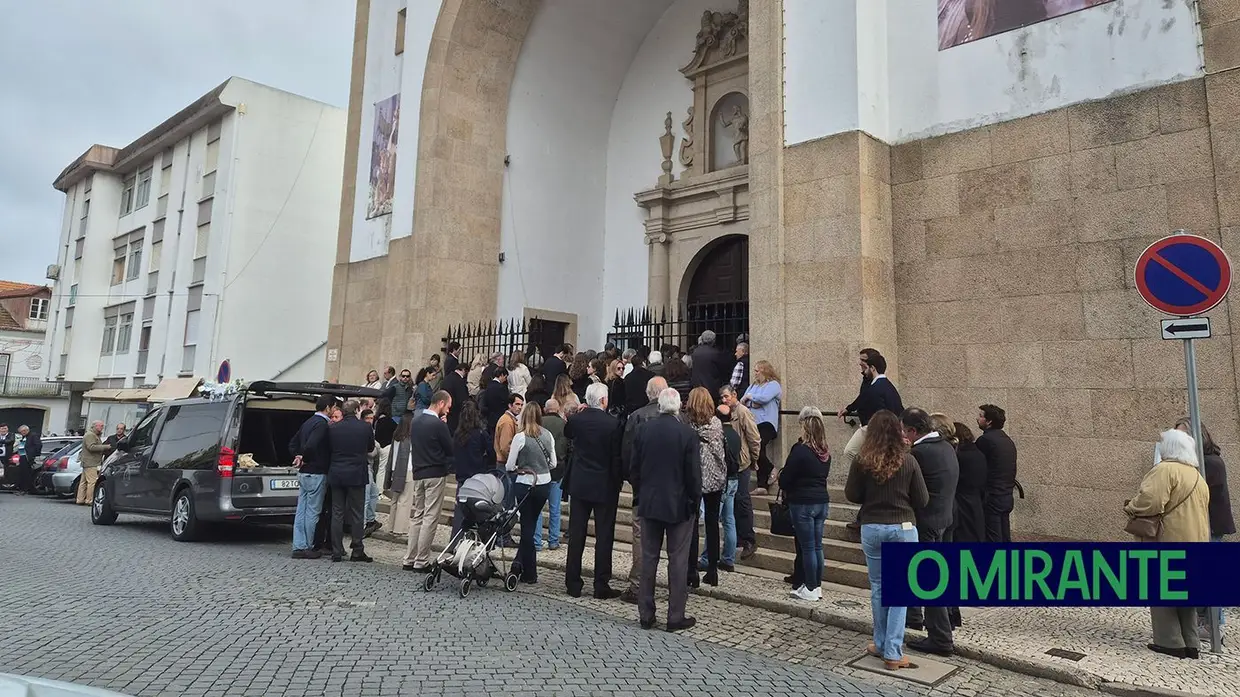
[279,334,1234,665]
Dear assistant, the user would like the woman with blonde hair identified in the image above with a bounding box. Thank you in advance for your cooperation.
[466,354,488,398]
[742,360,783,494]
[685,387,727,587]
[552,373,581,415]
[508,349,532,398]
[504,402,556,584]
[845,410,928,671]
[779,407,831,602]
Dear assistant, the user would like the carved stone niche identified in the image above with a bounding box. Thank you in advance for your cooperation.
[681,0,748,177]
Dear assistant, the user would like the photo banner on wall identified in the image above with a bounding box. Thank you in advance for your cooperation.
[367,93,401,219]
[938,0,1116,50]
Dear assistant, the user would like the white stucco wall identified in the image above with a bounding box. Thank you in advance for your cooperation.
[602,0,718,342]
[348,0,442,262]
[785,0,1204,145]
[499,0,678,346]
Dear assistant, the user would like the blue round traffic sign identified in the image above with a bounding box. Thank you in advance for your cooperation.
[217,359,231,384]
[1135,234,1232,317]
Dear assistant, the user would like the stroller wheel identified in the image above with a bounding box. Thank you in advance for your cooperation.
[422,570,437,592]
[476,575,489,588]
[459,578,472,598]
[504,574,519,592]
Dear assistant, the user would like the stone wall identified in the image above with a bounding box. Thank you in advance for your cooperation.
[890,75,1240,540]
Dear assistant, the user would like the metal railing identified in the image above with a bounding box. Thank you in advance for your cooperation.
[0,376,66,398]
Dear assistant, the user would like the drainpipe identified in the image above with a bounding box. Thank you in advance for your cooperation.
[206,103,245,374]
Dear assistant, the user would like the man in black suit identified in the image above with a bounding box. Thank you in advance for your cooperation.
[622,354,655,415]
[440,361,470,434]
[901,407,959,656]
[976,404,1018,543]
[326,399,376,563]
[542,343,572,387]
[840,350,903,426]
[289,396,335,559]
[16,425,42,494]
[563,382,623,599]
[688,330,729,399]
[619,375,668,604]
[443,341,462,376]
[479,367,510,435]
[632,387,701,632]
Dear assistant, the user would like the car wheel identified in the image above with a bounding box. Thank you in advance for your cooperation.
[91,481,117,525]
[170,489,201,542]
[68,477,80,499]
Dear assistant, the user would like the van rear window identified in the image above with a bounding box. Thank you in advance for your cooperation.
[151,403,228,470]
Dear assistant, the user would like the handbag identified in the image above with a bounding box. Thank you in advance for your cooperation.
[1124,472,1200,538]
[769,490,795,537]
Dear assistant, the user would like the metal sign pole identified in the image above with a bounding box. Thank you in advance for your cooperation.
[1185,335,1223,654]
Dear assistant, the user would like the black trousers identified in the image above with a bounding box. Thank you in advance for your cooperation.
[735,469,755,546]
[313,485,333,551]
[513,482,549,582]
[985,508,1012,543]
[566,496,618,595]
[906,526,954,649]
[330,485,367,558]
[689,491,722,581]
[639,517,693,625]
[756,422,777,488]
[18,457,36,493]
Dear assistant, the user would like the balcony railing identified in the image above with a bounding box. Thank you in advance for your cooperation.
[0,376,66,398]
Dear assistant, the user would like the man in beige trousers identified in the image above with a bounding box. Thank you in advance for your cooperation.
[77,420,112,505]
[400,392,455,572]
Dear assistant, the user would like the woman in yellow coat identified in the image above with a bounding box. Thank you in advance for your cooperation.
[1124,428,1210,659]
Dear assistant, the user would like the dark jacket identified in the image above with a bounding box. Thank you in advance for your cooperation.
[952,441,987,543]
[289,413,332,475]
[1204,452,1237,537]
[778,442,831,505]
[845,452,929,526]
[406,411,454,481]
[479,379,510,434]
[543,414,570,481]
[563,407,622,503]
[909,434,959,532]
[384,378,414,415]
[481,361,502,387]
[689,343,728,396]
[453,429,495,484]
[23,431,42,461]
[542,354,567,387]
[607,378,626,415]
[374,415,397,449]
[721,424,741,478]
[976,427,1018,513]
[571,375,591,402]
[443,352,460,376]
[525,388,551,412]
[846,376,903,426]
[326,414,375,488]
[440,370,470,434]
[622,366,655,415]
[632,413,701,523]
[622,400,660,486]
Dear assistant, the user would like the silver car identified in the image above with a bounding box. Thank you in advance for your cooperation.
[0,673,133,696]
[38,443,84,497]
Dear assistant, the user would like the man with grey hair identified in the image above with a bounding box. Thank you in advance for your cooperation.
[621,348,638,377]
[632,387,701,631]
[563,381,624,599]
[76,420,112,505]
[618,375,668,603]
[481,351,506,385]
[730,341,750,397]
[690,329,729,401]
[326,398,377,562]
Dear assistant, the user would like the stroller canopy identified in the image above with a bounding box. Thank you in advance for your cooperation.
[458,472,505,506]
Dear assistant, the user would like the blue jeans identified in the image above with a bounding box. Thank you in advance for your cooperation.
[790,502,829,590]
[364,468,378,524]
[533,480,562,549]
[861,523,919,661]
[292,473,328,551]
[700,478,739,567]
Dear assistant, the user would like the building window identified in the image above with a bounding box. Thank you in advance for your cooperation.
[111,256,125,286]
[116,313,134,354]
[139,325,152,351]
[396,8,407,55]
[74,238,84,260]
[101,316,118,355]
[120,174,136,215]
[28,297,49,321]
[126,244,143,280]
[79,199,90,237]
[149,240,162,272]
[195,223,210,258]
[68,284,78,306]
[135,166,153,210]
[205,139,221,173]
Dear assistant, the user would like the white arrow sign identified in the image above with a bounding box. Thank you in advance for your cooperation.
[1161,317,1211,340]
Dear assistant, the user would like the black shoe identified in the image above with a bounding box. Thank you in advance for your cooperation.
[620,588,639,605]
[784,574,801,586]
[521,576,538,585]
[740,542,757,560]
[363,521,382,538]
[1147,643,1186,659]
[719,563,736,573]
[291,549,314,559]
[594,587,622,600]
[1185,647,1200,659]
[703,573,719,587]
[907,638,954,657]
[640,617,656,630]
[688,576,700,589]
[567,587,583,598]
[905,620,924,631]
[404,564,430,572]
[331,554,343,563]
[349,552,374,563]
[666,616,697,632]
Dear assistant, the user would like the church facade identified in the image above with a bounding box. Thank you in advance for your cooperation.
[326,0,1240,540]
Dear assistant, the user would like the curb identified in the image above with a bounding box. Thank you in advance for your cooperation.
[370,529,1116,691]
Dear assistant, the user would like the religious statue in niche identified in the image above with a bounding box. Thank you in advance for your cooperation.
[682,0,749,73]
[722,104,748,164]
[710,92,749,170]
[679,107,695,168]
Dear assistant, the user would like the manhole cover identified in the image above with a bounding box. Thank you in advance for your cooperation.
[1045,648,1086,662]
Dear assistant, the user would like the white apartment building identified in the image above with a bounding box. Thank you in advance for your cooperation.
[44,78,345,424]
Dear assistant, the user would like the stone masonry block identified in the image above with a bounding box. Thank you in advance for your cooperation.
[1212,119,1240,175]
[998,293,1086,342]
[783,134,858,185]
[958,162,1032,214]
[1131,336,1237,390]
[784,175,861,226]
[991,110,1071,165]
[892,218,926,264]
[1201,0,1240,27]
[1071,186,1169,243]
[965,343,1045,389]
[1155,79,1209,134]
[994,199,1073,250]
[1090,388,1189,440]
[1206,68,1240,125]
[1165,177,1221,235]
[899,344,961,389]
[1030,153,1072,202]
[1205,20,1240,73]
[1006,388,1094,437]
[925,210,997,259]
[891,142,923,184]
[1114,128,1212,190]
[1042,339,1134,388]
[1069,146,1118,197]
[892,175,960,221]
[921,127,993,178]
[1067,90,1160,149]
[1074,242,1128,292]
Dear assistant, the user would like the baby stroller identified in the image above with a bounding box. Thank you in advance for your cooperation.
[422,470,529,598]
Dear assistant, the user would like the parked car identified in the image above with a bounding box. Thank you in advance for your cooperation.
[36,442,81,495]
[50,444,85,497]
[0,672,134,696]
[91,381,381,541]
[34,437,78,468]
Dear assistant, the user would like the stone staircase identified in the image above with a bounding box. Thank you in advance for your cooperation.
[380,480,871,589]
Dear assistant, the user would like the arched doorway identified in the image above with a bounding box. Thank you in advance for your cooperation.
[683,234,749,350]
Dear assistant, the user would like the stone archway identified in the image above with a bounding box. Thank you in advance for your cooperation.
[682,233,749,306]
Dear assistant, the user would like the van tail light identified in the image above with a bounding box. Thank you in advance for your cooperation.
[57,457,69,470]
[217,446,236,478]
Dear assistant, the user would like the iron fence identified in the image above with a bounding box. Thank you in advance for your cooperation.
[441,317,565,370]
[0,376,66,399]
[608,302,749,354]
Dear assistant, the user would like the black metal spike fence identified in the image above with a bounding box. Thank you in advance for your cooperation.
[442,317,560,371]
[607,302,749,355]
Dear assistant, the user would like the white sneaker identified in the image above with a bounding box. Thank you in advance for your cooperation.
[789,585,807,598]
[811,587,823,601]
[791,585,819,602]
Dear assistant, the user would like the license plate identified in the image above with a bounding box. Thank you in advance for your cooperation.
[269,479,300,490]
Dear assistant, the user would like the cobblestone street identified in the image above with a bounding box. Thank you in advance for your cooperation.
[1,496,1106,697]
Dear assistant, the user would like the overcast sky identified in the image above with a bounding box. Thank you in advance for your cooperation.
[0,0,356,284]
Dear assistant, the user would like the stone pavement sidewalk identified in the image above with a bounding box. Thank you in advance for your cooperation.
[371,517,1237,697]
